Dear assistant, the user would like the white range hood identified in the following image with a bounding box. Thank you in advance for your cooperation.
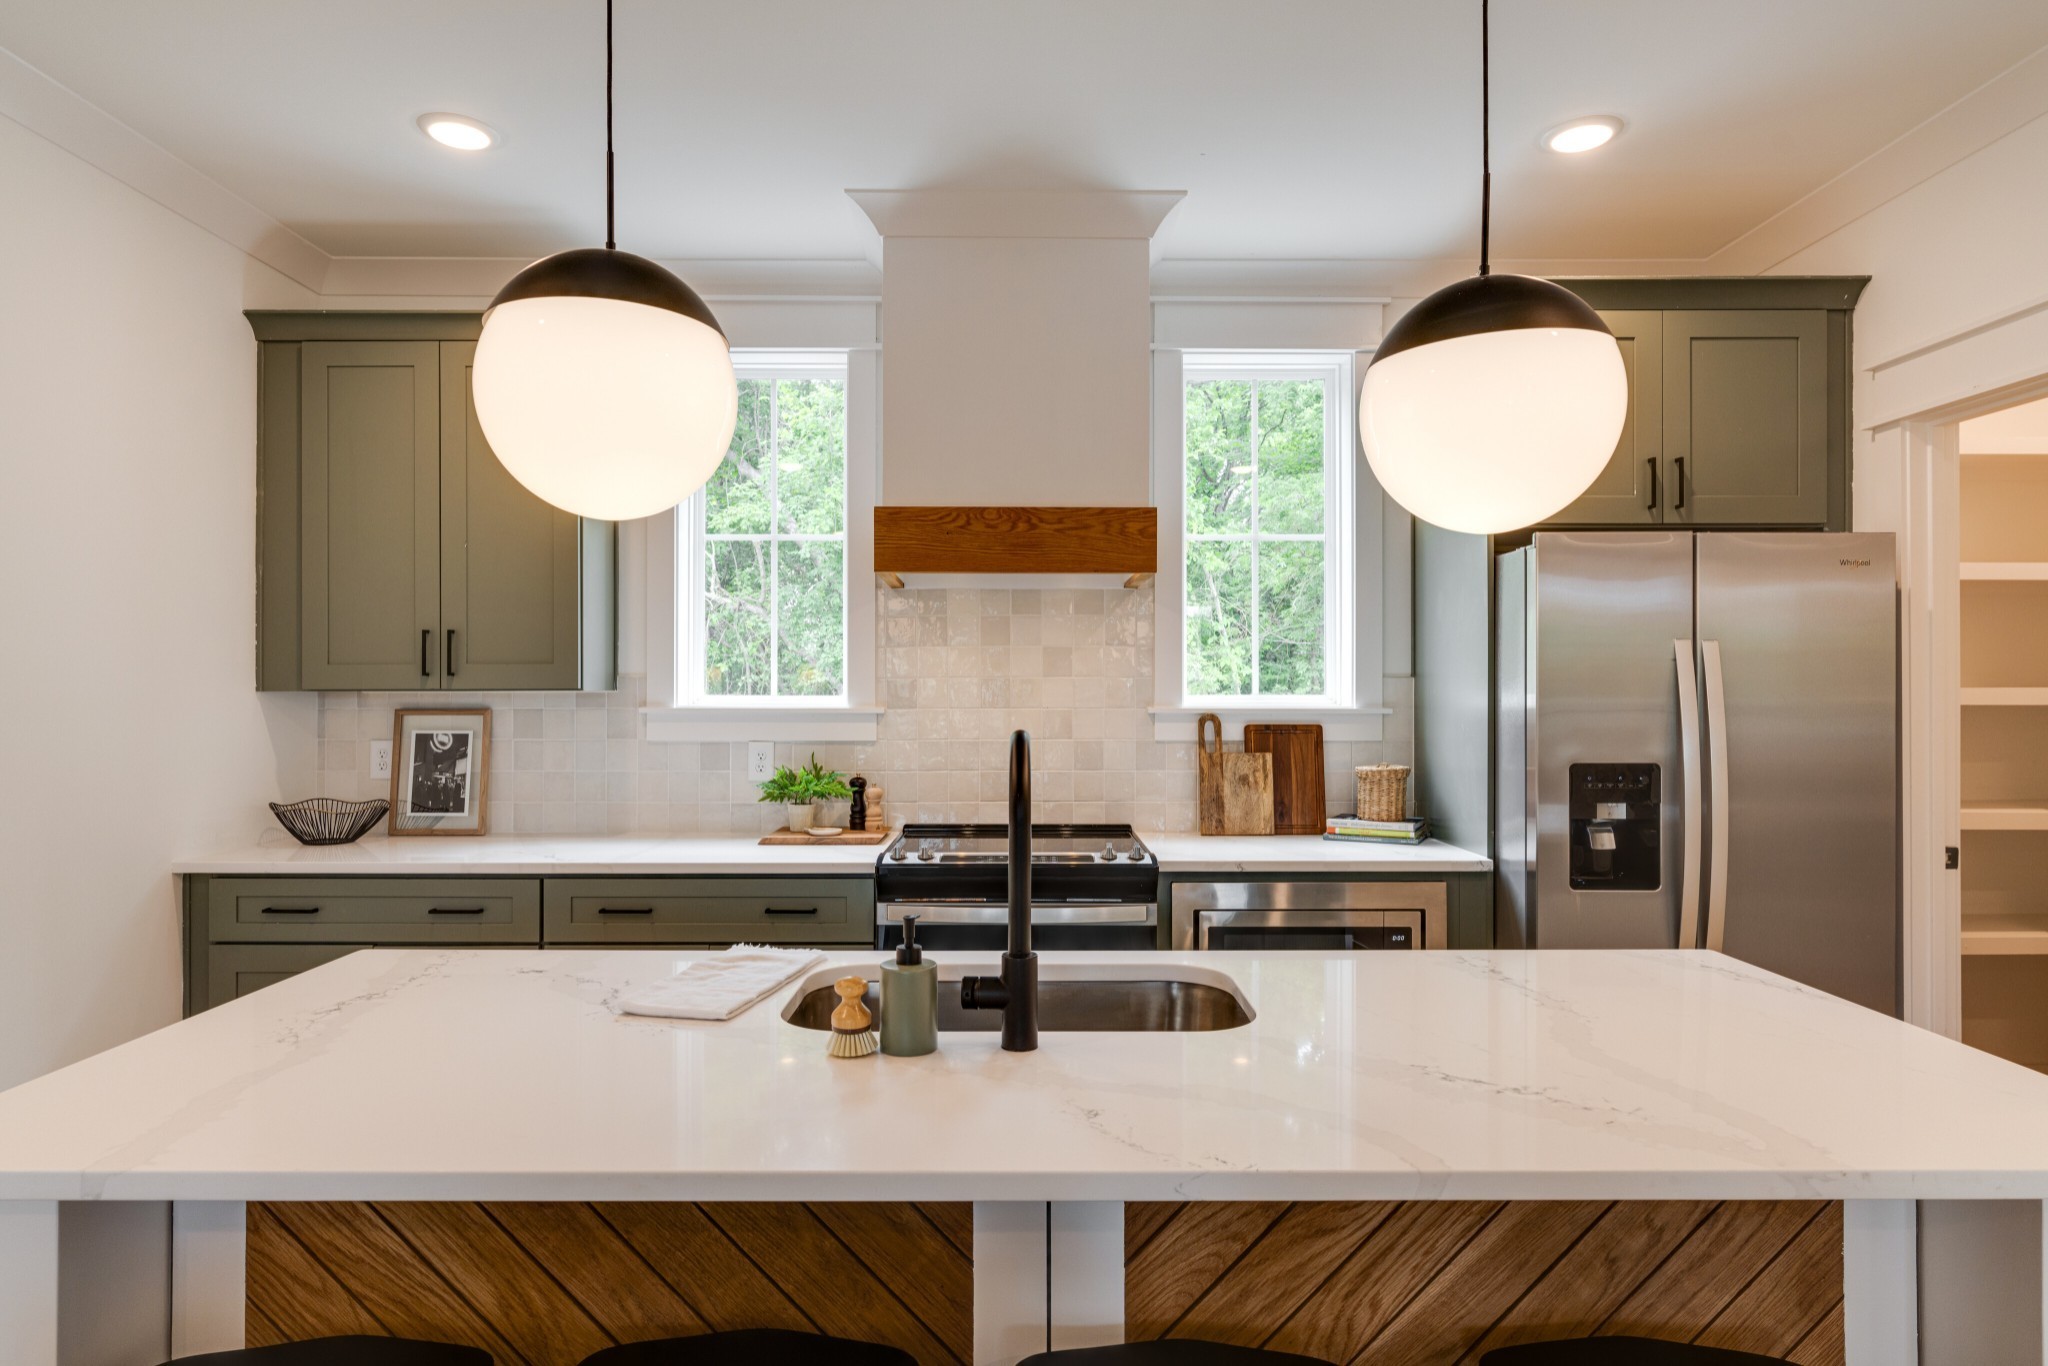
[851,187,1183,587]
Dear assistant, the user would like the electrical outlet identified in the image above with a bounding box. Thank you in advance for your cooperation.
[369,740,393,781]
[746,742,775,782]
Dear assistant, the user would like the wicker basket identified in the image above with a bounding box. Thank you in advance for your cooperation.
[269,798,389,846]
[1354,765,1410,823]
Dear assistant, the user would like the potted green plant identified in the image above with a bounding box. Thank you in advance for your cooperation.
[757,753,853,832]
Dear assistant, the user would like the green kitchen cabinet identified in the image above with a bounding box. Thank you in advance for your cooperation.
[1541,311,1665,526]
[252,314,615,692]
[299,341,442,689]
[1534,278,1865,533]
[1661,309,1830,526]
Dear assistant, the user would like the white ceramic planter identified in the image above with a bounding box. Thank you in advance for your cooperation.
[784,802,817,832]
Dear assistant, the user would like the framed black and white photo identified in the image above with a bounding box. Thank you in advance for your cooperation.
[389,709,491,835]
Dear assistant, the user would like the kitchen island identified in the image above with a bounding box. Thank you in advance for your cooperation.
[3,948,2045,1365]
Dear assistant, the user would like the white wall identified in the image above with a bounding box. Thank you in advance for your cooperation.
[0,115,316,1089]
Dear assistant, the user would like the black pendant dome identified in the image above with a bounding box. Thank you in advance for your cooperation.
[486,247,725,337]
[1373,273,1608,366]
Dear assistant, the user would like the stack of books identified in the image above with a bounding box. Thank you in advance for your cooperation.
[1324,815,1430,845]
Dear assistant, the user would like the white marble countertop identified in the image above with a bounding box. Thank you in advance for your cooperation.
[2,947,2045,1204]
[172,831,1491,877]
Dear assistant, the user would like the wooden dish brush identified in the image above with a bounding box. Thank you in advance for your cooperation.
[828,976,878,1058]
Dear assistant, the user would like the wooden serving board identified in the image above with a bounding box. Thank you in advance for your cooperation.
[1243,722,1326,835]
[759,827,895,846]
[1196,714,1274,836]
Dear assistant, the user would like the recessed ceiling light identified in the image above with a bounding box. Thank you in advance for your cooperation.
[1543,116,1622,154]
[417,113,496,151]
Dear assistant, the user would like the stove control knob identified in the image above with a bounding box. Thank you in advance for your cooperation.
[916,847,936,862]
[888,846,908,861]
[1101,843,1118,862]
[1126,848,1147,861]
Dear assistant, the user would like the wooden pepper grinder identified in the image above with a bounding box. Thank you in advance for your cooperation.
[848,774,868,832]
[827,976,877,1058]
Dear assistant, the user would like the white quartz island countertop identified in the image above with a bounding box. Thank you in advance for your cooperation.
[172,831,1491,876]
[1,947,2045,1205]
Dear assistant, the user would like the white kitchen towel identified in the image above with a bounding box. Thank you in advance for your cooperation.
[613,946,828,1021]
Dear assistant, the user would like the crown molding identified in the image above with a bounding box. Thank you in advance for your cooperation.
[318,254,885,303]
[0,43,330,291]
[1709,42,2048,274]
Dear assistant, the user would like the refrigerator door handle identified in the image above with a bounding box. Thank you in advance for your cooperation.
[1675,638,1703,950]
[1701,638,1731,953]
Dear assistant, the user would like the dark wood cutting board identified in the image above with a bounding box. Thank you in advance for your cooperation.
[1242,723,1326,835]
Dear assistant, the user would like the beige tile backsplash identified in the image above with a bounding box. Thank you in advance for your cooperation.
[316,586,1414,836]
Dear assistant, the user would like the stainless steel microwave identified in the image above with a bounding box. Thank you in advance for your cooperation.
[1170,881,1448,951]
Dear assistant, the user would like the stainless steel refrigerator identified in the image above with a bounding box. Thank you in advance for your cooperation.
[1495,531,1900,1014]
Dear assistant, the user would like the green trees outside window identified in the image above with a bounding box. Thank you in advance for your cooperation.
[1184,371,1332,699]
[702,374,848,698]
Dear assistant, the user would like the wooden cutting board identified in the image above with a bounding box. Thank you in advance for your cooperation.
[1243,723,1326,835]
[1197,714,1274,836]
[759,827,895,846]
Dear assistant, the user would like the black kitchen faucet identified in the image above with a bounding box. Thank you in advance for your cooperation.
[961,729,1039,1050]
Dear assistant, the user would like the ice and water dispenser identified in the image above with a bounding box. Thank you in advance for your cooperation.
[1567,763,1661,891]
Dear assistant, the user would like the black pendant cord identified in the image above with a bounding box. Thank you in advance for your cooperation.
[1478,0,1491,276]
[604,0,616,251]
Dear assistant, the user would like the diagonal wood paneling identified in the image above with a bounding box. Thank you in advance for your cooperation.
[1130,1201,1844,1366]
[250,1202,972,1366]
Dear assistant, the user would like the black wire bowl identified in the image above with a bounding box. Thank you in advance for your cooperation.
[269,798,389,845]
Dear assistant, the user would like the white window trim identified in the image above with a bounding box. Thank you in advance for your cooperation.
[644,348,881,743]
[1151,346,1387,742]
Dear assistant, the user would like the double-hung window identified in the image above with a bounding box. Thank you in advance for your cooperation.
[678,354,850,704]
[1177,351,1355,708]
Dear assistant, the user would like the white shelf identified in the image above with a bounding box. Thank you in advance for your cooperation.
[1962,562,2048,580]
[1963,913,2048,956]
[1962,688,2048,706]
[1962,803,2048,831]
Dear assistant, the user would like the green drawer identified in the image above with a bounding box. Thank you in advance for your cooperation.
[205,943,362,1010]
[207,876,542,944]
[543,877,876,945]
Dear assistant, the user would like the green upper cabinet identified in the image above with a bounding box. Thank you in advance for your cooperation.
[1542,310,1664,527]
[253,315,616,692]
[300,341,442,690]
[1662,309,1829,527]
[1534,278,1864,533]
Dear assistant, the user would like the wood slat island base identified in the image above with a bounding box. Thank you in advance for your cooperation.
[245,1199,1842,1366]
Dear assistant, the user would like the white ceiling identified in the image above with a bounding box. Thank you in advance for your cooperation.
[3,0,2046,267]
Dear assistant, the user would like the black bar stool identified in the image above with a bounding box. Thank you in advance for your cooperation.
[1018,1344,1334,1366]
[1481,1339,1793,1365]
[167,1339,490,1365]
[579,1329,916,1365]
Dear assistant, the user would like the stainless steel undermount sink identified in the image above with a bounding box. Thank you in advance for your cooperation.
[784,973,1252,1033]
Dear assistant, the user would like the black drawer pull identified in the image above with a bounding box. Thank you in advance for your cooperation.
[429,906,486,915]
[764,906,819,916]
[1674,456,1687,510]
[598,906,655,915]
[260,906,320,915]
[1646,457,1659,511]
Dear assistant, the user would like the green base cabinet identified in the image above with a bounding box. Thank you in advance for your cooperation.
[252,313,616,692]
[181,873,879,1015]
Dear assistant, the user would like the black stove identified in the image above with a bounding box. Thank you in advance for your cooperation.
[875,823,1159,951]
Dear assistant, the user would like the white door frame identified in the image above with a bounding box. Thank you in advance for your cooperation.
[1880,372,2048,1037]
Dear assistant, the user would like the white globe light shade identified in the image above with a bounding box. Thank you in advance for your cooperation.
[1360,278,1628,534]
[472,248,738,523]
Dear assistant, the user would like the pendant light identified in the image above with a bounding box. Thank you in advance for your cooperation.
[472,0,737,523]
[1359,0,1627,535]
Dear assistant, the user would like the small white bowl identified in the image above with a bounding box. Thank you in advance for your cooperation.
[809,826,844,838]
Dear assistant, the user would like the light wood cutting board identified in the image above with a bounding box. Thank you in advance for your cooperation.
[1243,722,1326,835]
[759,827,894,846]
[1197,713,1274,836]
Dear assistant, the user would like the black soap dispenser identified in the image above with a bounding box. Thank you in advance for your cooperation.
[880,914,938,1057]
